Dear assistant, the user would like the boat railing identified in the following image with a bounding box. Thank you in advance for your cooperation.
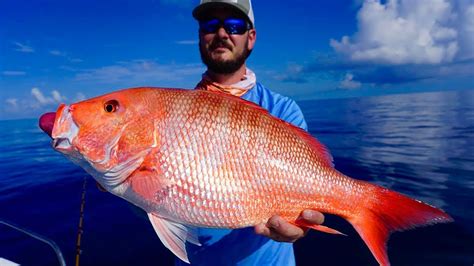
[0,219,66,266]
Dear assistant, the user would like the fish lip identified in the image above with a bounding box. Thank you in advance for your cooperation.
[51,104,79,153]
[52,137,72,150]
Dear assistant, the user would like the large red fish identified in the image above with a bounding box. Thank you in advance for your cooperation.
[41,87,452,265]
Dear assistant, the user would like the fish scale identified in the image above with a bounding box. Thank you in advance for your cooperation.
[152,90,348,227]
[48,87,452,265]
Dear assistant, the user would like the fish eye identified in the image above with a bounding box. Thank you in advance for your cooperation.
[104,100,119,113]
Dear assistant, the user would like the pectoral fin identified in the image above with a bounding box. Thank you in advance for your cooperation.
[147,213,200,264]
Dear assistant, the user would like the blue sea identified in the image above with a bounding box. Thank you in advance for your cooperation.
[1,89,473,266]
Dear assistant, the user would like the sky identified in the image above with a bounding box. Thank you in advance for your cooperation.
[1,0,473,120]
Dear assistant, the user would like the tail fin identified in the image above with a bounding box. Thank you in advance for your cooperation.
[348,186,453,266]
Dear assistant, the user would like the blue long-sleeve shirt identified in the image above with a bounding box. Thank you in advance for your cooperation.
[176,82,308,266]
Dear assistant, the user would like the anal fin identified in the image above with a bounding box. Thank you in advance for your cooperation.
[294,219,346,236]
[147,213,200,264]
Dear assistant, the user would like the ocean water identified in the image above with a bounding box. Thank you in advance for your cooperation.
[1,89,473,266]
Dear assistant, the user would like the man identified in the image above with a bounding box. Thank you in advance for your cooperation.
[176,0,325,265]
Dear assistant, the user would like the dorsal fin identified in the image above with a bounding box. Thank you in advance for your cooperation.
[286,122,334,167]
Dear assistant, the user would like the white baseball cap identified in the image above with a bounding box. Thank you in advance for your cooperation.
[192,0,255,28]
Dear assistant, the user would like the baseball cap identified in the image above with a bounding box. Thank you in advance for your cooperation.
[193,0,255,28]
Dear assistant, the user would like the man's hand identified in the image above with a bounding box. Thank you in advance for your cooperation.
[254,210,324,243]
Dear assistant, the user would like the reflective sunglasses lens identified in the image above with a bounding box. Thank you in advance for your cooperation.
[224,18,248,34]
[199,18,220,34]
[199,18,248,35]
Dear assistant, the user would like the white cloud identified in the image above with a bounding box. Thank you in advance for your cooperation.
[75,59,204,85]
[2,88,85,119]
[2,71,26,76]
[3,98,21,115]
[330,0,473,65]
[31,88,51,105]
[50,50,66,56]
[13,42,34,53]
[176,40,199,45]
[76,65,132,82]
[74,92,86,102]
[458,0,474,60]
[272,63,308,83]
[31,88,66,106]
[339,73,362,89]
[49,49,83,63]
[6,98,18,107]
[52,90,66,102]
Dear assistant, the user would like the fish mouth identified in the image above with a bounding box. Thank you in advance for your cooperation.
[50,105,145,192]
[51,104,79,154]
[52,137,72,150]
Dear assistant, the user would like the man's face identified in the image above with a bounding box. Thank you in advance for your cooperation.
[198,7,256,74]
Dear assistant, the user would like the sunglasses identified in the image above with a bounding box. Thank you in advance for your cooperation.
[199,18,251,35]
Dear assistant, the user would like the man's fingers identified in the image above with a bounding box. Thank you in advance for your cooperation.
[254,223,271,236]
[255,211,325,242]
[255,218,304,242]
[301,210,325,224]
[266,216,305,242]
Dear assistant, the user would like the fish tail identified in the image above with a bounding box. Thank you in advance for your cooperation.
[347,185,453,266]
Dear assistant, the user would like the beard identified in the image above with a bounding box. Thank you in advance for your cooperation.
[199,39,251,74]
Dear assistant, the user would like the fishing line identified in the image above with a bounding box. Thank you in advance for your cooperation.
[75,176,87,266]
